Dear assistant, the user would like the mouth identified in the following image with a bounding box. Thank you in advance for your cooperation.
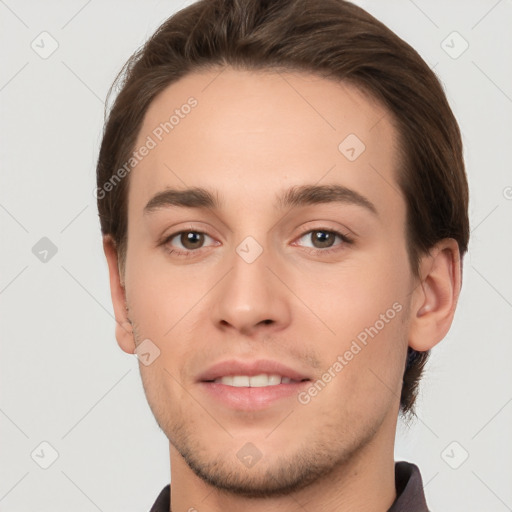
[197,359,312,410]
[209,374,308,387]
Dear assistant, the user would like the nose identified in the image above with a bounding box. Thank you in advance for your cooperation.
[211,243,292,337]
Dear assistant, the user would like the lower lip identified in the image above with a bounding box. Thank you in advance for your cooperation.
[198,381,310,410]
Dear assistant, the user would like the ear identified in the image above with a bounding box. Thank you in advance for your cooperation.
[103,235,135,354]
[408,238,462,352]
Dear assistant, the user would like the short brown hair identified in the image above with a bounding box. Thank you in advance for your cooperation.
[96,0,469,417]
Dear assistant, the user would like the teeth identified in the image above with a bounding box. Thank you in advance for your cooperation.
[232,375,249,387]
[214,374,296,387]
[267,375,282,386]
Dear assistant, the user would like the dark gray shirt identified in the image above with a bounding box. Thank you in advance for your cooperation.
[149,461,429,511]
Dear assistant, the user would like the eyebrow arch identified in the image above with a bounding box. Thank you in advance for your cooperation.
[276,184,378,216]
[144,187,220,213]
[143,184,378,217]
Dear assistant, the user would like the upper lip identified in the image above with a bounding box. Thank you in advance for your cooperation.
[197,359,312,382]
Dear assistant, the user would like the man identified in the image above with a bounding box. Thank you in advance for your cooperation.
[96,0,469,510]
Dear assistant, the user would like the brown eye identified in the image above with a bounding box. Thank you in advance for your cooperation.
[310,230,336,249]
[164,230,217,256]
[179,231,205,250]
[295,228,353,254]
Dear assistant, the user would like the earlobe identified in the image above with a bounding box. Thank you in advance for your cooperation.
[103,235,135,354]
[408,238,462,352]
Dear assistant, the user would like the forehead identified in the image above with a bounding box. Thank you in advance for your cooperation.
[129,67,403,218]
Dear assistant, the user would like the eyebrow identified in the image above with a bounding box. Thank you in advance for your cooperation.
[143,184,378,217]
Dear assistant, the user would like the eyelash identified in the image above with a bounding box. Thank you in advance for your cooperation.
[160,228,354,258]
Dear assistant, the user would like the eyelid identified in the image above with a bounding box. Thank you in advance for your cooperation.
[158,221,220,245]
[291,218,355,241]
[161,229,218,251]
[291,219,357,239]
[292,227,354,252]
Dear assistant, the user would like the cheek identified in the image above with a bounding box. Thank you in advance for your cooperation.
[308,306,407,430]
[296,248,409,391]
[124,245,203,338]
[294,246,409,337]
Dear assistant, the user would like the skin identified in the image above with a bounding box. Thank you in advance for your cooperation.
[103,67,461,512]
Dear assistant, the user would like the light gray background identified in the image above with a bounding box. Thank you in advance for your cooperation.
[1,0,511,510]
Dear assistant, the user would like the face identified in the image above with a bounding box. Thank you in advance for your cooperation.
[121,68,417,496]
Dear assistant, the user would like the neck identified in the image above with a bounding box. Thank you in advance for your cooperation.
[168,410,398,512]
